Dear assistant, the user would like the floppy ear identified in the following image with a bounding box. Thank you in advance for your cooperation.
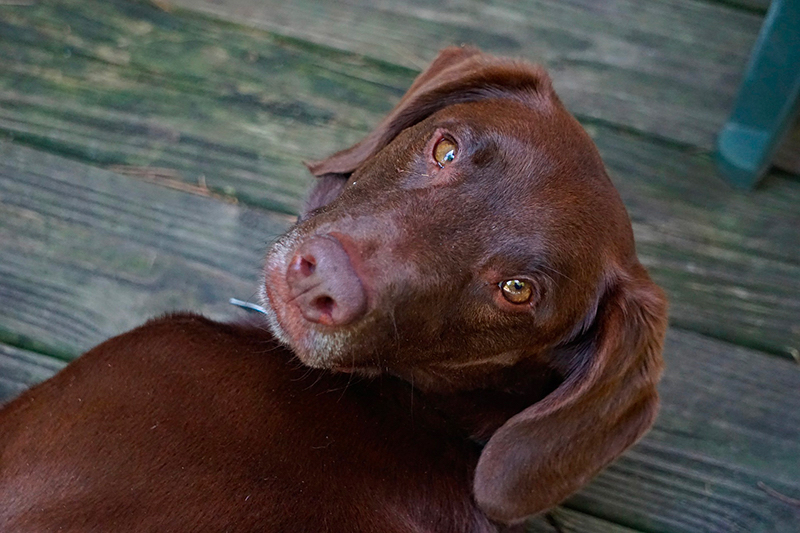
[473,266,667,524]
[302,46,553,214]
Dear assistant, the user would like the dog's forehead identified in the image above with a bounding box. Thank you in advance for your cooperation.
[432,99,632,265]
[444,101,606,199]
[437,98,605,185]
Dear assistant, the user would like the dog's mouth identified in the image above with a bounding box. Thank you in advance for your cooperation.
[330,363,383,377]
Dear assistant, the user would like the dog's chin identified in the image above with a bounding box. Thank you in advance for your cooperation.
[259,278,382,374]
[259,283,329,367]
[262,287,457,388]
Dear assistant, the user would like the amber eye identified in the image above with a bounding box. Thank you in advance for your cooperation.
[500,279,533,304]
[433,137,458,167]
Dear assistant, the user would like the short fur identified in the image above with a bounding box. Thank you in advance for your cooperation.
[0,47,666,532]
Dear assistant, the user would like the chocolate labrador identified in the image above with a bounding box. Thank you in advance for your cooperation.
[0,47,667,532]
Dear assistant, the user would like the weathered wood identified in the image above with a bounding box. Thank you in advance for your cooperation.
[0,140,293,357]
[168,0,764,150]
[0,343,66,406]
[775,116,800,175]
[570,329,800,533]
[594,128,800,358]
[525,508,645,533]
[1,0,797,356]
[0,0,411,214]
[721,0,772,13]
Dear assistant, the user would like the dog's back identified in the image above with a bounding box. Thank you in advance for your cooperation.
[0,314,490,533]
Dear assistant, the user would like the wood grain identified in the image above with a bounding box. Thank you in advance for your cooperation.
[525,507,646,532]
[168,0,764,150]
[0,0,410,214]
[594,128,800,358]
[0,343,66,406]
[0,0,797,356]
[722,0,771,13]
[775,117,800,176]
[0,140,292,357]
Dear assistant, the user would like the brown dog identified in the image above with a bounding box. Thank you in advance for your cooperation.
[0,47,666,532]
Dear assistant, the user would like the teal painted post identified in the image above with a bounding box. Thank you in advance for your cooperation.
[717,0,800,189]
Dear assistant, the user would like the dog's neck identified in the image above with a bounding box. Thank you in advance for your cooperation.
[417,360,563,443]
[243,312,562,446]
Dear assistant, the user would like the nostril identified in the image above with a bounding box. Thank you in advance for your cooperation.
[300,255,316,277]
[289,254,316,278]
[313,296,335,319]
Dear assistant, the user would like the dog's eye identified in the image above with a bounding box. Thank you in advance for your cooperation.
[433,137,458,167]
[499,279,533,304]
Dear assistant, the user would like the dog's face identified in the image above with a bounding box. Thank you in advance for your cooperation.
[262,93,633,392]
[261,48,666,522]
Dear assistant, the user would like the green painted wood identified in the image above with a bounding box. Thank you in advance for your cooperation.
[717,0,800,188]
[0,140,293,357]
[168,0,764,150]
[0,0,797,356]
[0,343,66,406]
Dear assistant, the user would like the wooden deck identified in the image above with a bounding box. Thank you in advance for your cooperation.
[0,0,798,531]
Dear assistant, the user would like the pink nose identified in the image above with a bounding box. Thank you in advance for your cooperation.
[285,235,367,326]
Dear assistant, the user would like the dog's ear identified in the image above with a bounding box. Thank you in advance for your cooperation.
[473,265,667,524]
[302,46,553,214]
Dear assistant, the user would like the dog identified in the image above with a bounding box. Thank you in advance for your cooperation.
[0,47,667,532]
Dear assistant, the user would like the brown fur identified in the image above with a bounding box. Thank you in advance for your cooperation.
[0,47,666,531]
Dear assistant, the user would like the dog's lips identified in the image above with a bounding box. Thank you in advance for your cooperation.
[331,363,382,377]
[263,242,314,351]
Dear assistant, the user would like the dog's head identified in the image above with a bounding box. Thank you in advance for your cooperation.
[261,47,666,522]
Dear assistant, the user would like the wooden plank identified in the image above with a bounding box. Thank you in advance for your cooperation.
[775,116,800,176]
[168,0,764,150]
[1,0,798,356]
[568,328,800,533]
[0,0,411,214]
[525,508,646,533]
[0,343,65,406]
[592,128,800,359]
[0,140,293,357]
